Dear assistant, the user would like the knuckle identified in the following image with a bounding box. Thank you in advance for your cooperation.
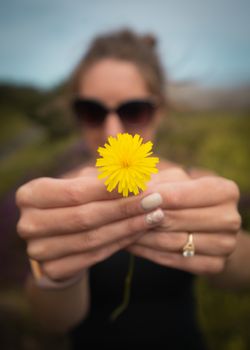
[15,184,30,207]
[154,234,168,249]
[118,235,139,249]
[212,259,226,274]
[200,176,216,192]
[126,217,140,235]
[17,217,36,239]
[27,242,46,260]
[89,249,103,265]
[219,236,237,255]
[224,212,242,232]
[165,186,182,209]
[31,177,51,194]
[65,181,83,205]
[80,231,97,251]
[108,239,123,253]
[125,219,134,234]
[205,176,240,202]
[35,177,51,187]
[168,167,188,180]
[201,176,227,197]
[176,233,188,250]
[78,260,89,270]
[73,207,91,231]
[16,177,50,207]
[226,180,240,201]
[157,252,171,267]
[42,262,61,280]
[72,250,101,270]
[16,220,25,238]
[203,259,225,275]
[162,211,175,230]
[119,201,133,218]
[154,233,179,250]
[221,209,239,231]
[231,213,242,232]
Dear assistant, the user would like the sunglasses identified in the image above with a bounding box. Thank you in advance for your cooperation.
[72,98,158,127]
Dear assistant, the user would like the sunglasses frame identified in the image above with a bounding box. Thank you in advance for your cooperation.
[71,97,159,127]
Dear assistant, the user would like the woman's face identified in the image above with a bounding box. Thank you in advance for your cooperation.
[77,58,163,155]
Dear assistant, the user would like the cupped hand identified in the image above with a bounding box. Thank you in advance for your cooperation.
[16,168,164,282]
[127,168,242,276]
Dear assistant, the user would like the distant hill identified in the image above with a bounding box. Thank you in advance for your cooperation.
[1,80,250,115]
[167,82,250,111]
[0,83,45,114]
[0,82,74,138]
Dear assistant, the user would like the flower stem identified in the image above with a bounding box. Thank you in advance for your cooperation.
[109,253,135,322]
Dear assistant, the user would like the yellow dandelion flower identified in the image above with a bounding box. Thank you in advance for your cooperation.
[96,133,159,197]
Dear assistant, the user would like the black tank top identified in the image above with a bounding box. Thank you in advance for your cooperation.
[69,250,208,349]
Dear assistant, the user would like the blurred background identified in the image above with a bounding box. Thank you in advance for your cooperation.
[0,0,250,349]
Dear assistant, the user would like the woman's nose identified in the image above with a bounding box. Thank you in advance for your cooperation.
[103,112,124,138]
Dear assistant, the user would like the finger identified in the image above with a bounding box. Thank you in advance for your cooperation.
[149,167,190,185]
[126,245,225,275]
[16,175,121,209]
[18,192,163,238]
[27,209,164,260]
[61,166,98,179]
[40,232,144,281]
[131,231,237,257]
[160,204,241,233]
[150,176,240,209]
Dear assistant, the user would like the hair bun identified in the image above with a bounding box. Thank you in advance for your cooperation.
[141,34,157,48]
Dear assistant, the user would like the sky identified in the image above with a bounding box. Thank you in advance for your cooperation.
[0,0,250,88]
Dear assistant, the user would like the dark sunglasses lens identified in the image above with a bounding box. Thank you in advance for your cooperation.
[118,101,155,125]
[73,100,107,127]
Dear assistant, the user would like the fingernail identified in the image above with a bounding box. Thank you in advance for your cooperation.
[141,193,162,211]
[146,208,164,225]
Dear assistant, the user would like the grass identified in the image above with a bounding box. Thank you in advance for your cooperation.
[0,135,78,198]
[156,110,250,192]
[196,279,250,350]
[0,113,31,144]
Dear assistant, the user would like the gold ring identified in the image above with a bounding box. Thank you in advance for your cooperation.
[182,233,195,257]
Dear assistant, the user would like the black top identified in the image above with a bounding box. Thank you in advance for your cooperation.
[69,251,208,349]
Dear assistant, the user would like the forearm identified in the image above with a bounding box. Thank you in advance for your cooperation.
[26,269,90,333]
[207,231,250,290]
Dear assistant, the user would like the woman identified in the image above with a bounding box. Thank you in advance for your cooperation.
[16,29,248,349]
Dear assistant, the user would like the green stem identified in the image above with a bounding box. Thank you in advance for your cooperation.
[109,253,135,322]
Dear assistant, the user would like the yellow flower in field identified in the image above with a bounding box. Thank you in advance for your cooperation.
[96,133,159,197]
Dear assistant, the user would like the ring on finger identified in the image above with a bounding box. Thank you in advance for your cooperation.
[182,233,195,257]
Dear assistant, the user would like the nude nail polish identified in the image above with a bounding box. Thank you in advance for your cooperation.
[141,193,163,211]
[146,208,164,224]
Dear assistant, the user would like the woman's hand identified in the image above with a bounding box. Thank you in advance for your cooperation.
[127,168,242,276]
[16,168,164,282]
